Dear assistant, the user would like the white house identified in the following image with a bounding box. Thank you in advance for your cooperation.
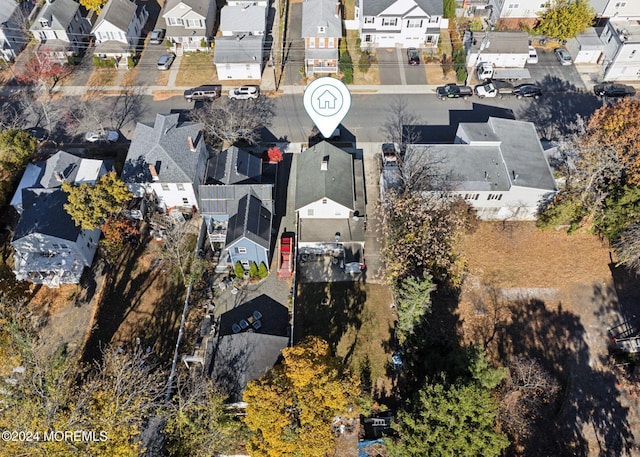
[566,28,604,64]
[91,0,148,68]
[592,0,640,18]
[0,0,32,62]
[466,31,530,68]
[162,0,216,52]
[214,1,267,80]
[30,0,91,63]
[359,0,443,49]
[301,0,341,76]
[404,117,557,221]
[598,19,640,81]
[295,141,366,247]
[122,113,209,212]
[10,151,109,288]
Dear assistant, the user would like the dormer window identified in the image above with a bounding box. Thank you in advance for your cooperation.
[39,18,49,28]
[318,26,326,33]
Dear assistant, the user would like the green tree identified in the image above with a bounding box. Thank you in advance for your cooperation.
[339,40,353,84]
[234,261,245,279]
[0,128,36,171]
[62,171,132,229]
[258,261,269,278]
[535,0,594,41]
[243,337,360,457]
[358,51,371,74]
[165,376,243,456]
[443,0,456,18]
[395,273,435,344]
[391,379,509,457]
[249,261,259,278]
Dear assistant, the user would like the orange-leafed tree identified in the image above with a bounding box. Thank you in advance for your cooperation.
[587,97,640,184]
[265,146,283,163]
[243,337,359,457]
[100,216,140,264]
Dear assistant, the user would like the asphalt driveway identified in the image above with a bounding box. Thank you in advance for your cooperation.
[284,2,304,86]
[527,47,586,92]
[377,47,427,85]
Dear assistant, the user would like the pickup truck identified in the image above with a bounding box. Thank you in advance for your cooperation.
[277,233,295,278]
[593,83,636,98]
[436,84,473,100]
[474,81,514,99]
[476,62,531,82]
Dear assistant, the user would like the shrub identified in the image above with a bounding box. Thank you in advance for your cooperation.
[358,51,371,74]
[339,39,353,83]
[127,56,136,69]
[200,38,207,48]
[234,261,245,279]
[258,262,268,278]
[249,262,259,278]
[93,56,116,68]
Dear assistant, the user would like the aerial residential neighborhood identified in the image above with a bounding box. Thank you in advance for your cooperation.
[2,0,640,456]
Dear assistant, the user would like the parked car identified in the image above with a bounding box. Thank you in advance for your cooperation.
[157,53,175,71]
[554,48,572,66]
[184,85,222,101]
[593,83,636,98]
[436,83,473,100]
[23,127,49,141]
[513,84,543,99]
[527,46,538,64]
[228,85,260,100]
[474,80,514,98]
[149,29,166,45]
[407,47,420,66]
[85,130,119,143]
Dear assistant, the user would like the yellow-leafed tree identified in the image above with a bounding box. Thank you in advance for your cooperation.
[243,337,359,457]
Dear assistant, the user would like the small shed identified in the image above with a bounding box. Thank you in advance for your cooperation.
[566,28,604,64]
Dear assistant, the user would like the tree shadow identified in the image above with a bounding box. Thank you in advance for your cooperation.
[516,75,602,141]
[496,296,635,456]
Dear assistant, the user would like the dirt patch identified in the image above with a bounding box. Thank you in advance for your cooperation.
[152,90,183,101]
[86,69,118,86]
[175,51,215,86]
[296,282,395,399]
[457,222,640,456]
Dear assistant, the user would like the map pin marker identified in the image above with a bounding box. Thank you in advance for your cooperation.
[303,77,351,139]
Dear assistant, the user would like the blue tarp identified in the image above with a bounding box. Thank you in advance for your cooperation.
[358,439,385,457]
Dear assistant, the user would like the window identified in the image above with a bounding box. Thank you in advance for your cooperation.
[487,194,503,200]
[364,16,374,24]
[319,38,325,48]
[615,2,626,7]
[236,247,247,254]
[328,37,335,47]
[508,4,519,8]
[407,19,422,28]
[463,193,479,200]
[428,16,439,23]
[382,18,397,26]
[322,198,327,204]
[631,50,637,58]
[39,18,49,27]
[307,208,314,216]
[426,35,434,43]
[318,26,326,33]
[182,198,189,205]
[52,244,60,249]
[161,184,170,191]
[309,38,315,48]
[168,17,183,26]
[177,183,185,191]
[365,34,372,43]
[186,19,202,28]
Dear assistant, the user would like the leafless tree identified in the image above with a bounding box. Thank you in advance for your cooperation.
[190,97,275,146]
[109,85,145,130]
[401,144,456,193]
[383,97,422,152]
[155,218,199,285]
[613,223,640,273]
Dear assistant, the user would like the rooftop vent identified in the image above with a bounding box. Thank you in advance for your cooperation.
[188,136,196,152]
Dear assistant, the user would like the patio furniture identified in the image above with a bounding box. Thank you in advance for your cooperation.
[239,319,249,330]
[253,310,263,320]
[232,323,241,333]
[252,320,262,330]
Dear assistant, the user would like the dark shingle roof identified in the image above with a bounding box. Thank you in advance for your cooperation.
[226,191,272,249]
[295,141,354,211]
[12,188,81,242]
[122,114,205,184]
[362,0,442,17]
[92,0,136,33]
[207,147,262,185]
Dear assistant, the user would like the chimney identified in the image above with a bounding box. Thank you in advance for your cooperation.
[321,158,328,171]
[149,164,159,181]
[335,1,340,17]
[54,171,64,182]
[188,136,195,151]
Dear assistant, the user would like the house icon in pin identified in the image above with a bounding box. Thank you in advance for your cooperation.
[316,89,337,110]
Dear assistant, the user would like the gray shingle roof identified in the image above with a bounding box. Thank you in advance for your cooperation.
[226,191,272,249]
[362,0,442,17]
[301,0,341,38]
[12,188,81,242]
[92,0,136,34]
[295,141,355,211]
[213,35,263,64]
[207,147,262,185]
[405,118,557,192]
[305,48,339,59]
[31,0,80,31]
[122,114,205,184]
[469,31,529,55]
[163,0,209,19]
[220,4,266,33]
[0,0,20,25]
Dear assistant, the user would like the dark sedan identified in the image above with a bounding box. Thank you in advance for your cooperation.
[407,48,420,66]
[593,83,636,98]
[513,84,542,99]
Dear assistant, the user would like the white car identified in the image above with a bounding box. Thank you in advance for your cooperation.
[228,86,260,100]
[555,48,572,66]
[527,46,538,64]
[85,130,119,143]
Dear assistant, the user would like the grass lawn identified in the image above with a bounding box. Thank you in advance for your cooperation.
[345,30,380,85]
[175,51,215,86]
[296,282,395,397]
[86,69,118,86]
